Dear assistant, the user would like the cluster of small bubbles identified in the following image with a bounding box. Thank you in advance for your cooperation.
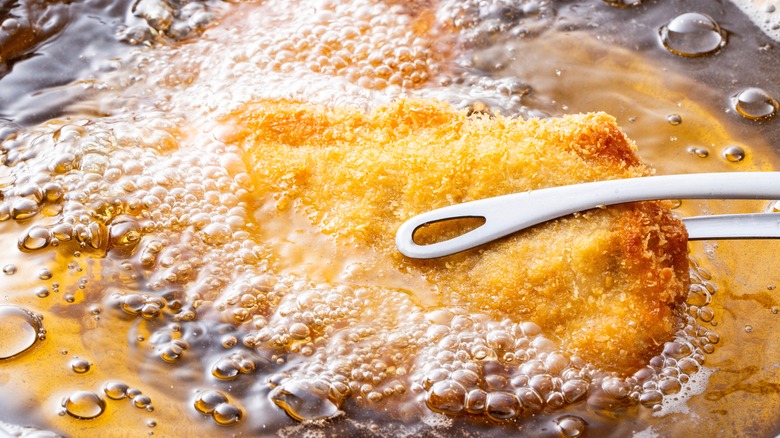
[130,390,154,412]
[194,390,243,426]
[0,305,46,360]
[436,0,552,49]
[721,145,746,162]
[148,324,189,363]
[119,0,216,44]
[659,12,727,57]
[251,284,431,421]
[732,88,779,120]
[211,351,257,380]
[101,381,154,411]
[227,0,444,91]
[410,309,592,420]
[86,0,555,128]
[61,391,106,420]
[687,146,710,158]
[688,260,718,325]
[70,357,92,374]
[666,114,682,125]
[626,261,720,412]
[114,293,168,320]
[243,281,380,354]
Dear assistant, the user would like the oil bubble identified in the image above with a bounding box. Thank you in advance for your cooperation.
[63,391,106,420]
[485,391,521,420]
[0,305,45,360]
[561,379,589,403]
[698,306,715,322]
[426,380,466,415]
[658,376,682,395]
[200,223,232,245]
[517,387,544,412]
[71,358,92,373]
[38,268,53,280]
[194,391,229,415]
[733,88,778,120]
[721,146,745,162]
[687,146,709,158]
[639,390,663,407]
[103,381,129,400]
[212,359,240,380]
[18,226,51,252]
[108,216,142,252]
[194,391,242,426]
[666,114,682,125]
[659,13,726,57]
[269,379,343,422]
[213,403,243,426]
[133,394,153,409]
[465,389,487,414]
[10,198,41,220]
[2,264,16,275]
[556,415,587,437]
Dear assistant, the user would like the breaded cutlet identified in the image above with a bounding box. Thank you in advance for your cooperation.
[233,98,689,372]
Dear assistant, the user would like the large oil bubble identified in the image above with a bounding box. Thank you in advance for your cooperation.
[0,305,45,360]
[733,88,779,120]
[62,391,106,420]
[659,12,726,57]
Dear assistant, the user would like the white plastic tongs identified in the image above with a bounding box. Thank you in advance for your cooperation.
[396,172,780,259]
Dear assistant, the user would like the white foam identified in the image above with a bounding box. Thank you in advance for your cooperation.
[729,0,780,42]
[632,427,660,438]
[653,366,717,417]
[420,412,453,430]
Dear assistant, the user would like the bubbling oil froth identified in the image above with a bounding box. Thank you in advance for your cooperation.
[0,107,721,428]
[0,0,727,434]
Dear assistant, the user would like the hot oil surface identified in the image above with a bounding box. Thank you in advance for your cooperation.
[1,0,780,437]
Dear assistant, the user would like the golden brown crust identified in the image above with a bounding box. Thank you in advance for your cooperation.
[233,98,689,372]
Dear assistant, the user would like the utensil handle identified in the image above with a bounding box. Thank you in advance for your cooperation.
[396,172,780,259]
[684,213,780,240]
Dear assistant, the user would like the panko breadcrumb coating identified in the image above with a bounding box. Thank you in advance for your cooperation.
[234,98,689,372]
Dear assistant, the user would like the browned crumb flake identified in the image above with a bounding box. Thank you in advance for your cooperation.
[234,98,689,372]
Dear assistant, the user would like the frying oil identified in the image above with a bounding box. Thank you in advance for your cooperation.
[1,0,780,436]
